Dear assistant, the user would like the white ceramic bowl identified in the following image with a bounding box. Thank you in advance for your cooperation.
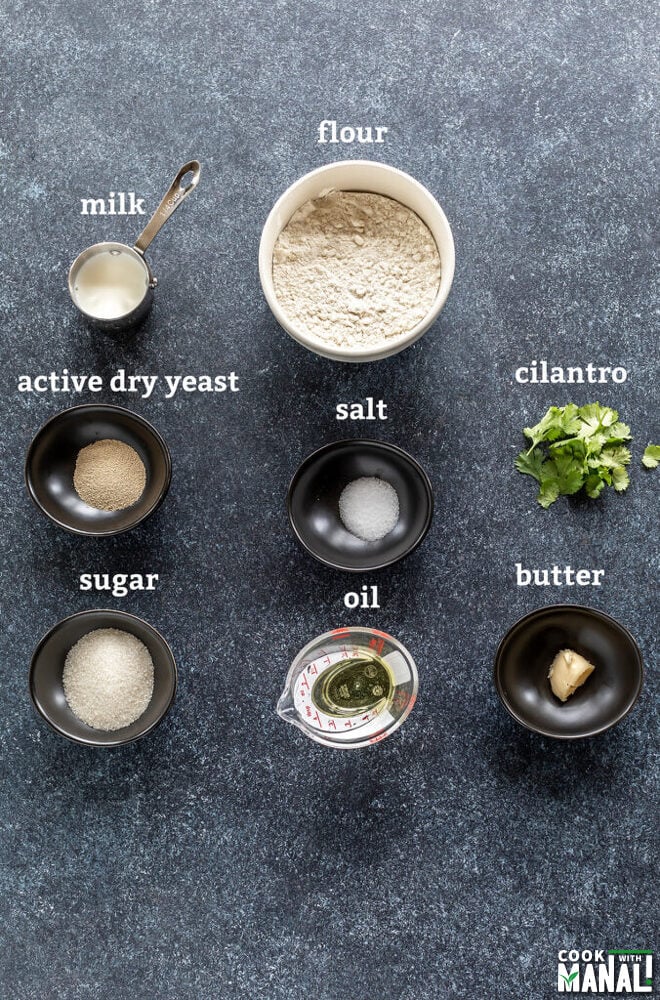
[259,160,455,362]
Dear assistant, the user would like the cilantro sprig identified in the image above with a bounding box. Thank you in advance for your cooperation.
[515,403,632,508]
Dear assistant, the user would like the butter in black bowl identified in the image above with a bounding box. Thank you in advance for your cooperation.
[494,605,643,739]
[25,403,171,536]
[287,439,433,572]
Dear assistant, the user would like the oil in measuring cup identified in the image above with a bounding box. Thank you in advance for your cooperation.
[278,628,418,749]
[311,651,394,718]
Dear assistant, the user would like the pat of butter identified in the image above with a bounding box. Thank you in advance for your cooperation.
[548,648,596,702]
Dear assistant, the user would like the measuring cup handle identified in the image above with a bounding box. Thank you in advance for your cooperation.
[134,160,201,256]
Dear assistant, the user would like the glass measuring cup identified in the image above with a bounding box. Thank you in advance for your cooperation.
[277,627,418,749]
[68,160,201,331]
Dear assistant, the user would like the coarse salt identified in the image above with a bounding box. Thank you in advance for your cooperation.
[339,477,400,542]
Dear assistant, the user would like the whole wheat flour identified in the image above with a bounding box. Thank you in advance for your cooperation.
[272,190,441,348]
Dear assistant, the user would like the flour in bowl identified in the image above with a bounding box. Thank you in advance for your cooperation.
[272,190,441,349]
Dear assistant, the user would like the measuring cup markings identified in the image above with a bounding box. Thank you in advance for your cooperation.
[279,628,418,749]
[158,193,185,218]
[369,731,388,745]
[369,636,385,656]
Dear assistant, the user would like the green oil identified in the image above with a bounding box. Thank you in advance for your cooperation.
[311,650,394,718]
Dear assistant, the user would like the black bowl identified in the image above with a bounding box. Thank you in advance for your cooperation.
[287,439,433,572]
[29,609,177,747]
[494,605,643,739]
[25,403,171,536]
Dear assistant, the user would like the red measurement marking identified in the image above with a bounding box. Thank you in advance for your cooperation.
[312,711,322,728]
[369,731,386,744]
[372,629,392,640]
[323,656,331,665]
[328,719,337,730]
[344,720,353,728]
[301,674,310,690]
[332,628,351,637]
[309,663,318,676]
[368,637,385,656]
[305,706,312,717]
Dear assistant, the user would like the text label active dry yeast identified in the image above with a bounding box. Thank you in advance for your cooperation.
[17,369,240,400]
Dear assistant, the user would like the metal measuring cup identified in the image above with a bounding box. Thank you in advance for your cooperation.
[68,160,201,331]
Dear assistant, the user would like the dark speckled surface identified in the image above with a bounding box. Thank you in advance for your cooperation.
[0,2,658,998]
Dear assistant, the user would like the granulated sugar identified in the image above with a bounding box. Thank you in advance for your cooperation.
[63,628,154,730]
[339,477,400,542]
[73,438,146,511]
[272,190,441,348]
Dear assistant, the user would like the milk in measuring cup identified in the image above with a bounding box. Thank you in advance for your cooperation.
[73,250,148,320]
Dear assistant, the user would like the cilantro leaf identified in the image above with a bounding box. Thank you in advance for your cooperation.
[523,407,565,448]
[515,449,546,482]
[551,452,586,495]
[537,476,561,508]
[642,444,660,469]
[584,474,607,499]
[559,403,581,435]
[584,432,608,454]
[577,402,619,440]
[612,466,630,492]
[598,445,631,469]
[577,403,605,436]
[607,422,632,442]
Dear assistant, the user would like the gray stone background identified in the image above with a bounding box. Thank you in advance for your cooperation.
[0,1,657,998]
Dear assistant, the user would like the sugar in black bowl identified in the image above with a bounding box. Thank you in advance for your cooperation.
[29,609,177,748]
[287,439,433,572]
